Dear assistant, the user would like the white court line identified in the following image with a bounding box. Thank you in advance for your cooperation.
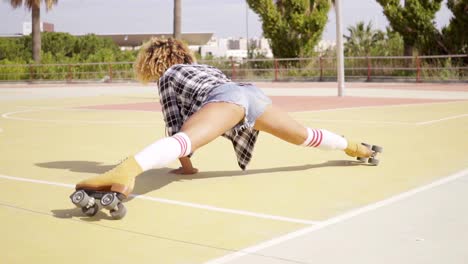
[416,113,468,126]
[294,118,412,126]
[2,101,466,127]
[203,168,468,264]
[1,108,162,126]
[0,174,318,225]
[293,100,468,114]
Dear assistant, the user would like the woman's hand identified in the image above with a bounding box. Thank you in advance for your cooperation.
[170,157,198,174]
[170,166,199,175]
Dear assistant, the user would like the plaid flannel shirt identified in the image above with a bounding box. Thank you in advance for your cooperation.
[158,64,259,170]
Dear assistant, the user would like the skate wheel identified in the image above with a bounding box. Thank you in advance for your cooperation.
[357,157,369,162]
[110,203,127,220]
[372,145,383,153]
[82,203,99,216]
[70,190,90,207]
[361,143,372,148]
[368,158,380,166]
[100,193,119,210]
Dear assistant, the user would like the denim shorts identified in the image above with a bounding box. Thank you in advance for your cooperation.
[202,83,272,129]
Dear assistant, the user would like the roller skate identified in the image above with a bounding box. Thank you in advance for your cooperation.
[345,140,383,166]
[70,156,143,219]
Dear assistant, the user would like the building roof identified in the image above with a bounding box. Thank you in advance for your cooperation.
[0,32,213,47]
[93,32,213,47]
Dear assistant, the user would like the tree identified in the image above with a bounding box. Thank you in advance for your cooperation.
[344,21,384,56]
[246,0,331,58]
[375,27,404,56]
[442,0,467,55]
[376,0,442,56]
[10,0,58,63]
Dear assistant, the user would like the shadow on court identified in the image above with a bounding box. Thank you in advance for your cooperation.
[37,159,367,195]
[39,159,367,221]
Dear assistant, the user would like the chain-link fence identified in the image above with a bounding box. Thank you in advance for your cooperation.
[0,55,466,83]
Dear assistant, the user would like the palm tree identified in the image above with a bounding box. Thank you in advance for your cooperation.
[173,0,181,39]
[344,21,384,56]
[10,0,58,63]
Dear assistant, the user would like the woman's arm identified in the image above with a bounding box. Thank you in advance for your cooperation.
[170,156,198,175]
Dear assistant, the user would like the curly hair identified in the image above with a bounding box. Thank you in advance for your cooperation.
[134,37,195,83]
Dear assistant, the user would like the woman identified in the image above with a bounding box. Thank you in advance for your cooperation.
[74,38,376,200]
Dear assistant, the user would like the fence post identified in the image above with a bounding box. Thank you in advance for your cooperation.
[416,56,421,83]
[319,56,324,82]
[367,56,371,82]
[230,57,236,81]
[108,63,113,83]
[274,58,279,81]
[67,64,72,83]
[29,64,34,82]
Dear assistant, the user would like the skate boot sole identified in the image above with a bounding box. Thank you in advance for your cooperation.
[356,143,383,166]
[75,183,132,198]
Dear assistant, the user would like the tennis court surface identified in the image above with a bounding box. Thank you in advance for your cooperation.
[1,82,467,264]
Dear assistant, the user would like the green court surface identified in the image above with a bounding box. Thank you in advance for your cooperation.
[0,83,467,264]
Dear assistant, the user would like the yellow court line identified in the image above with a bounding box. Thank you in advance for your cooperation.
[0,174,320,225]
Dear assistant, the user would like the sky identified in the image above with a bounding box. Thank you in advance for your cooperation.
[0,0,453,41]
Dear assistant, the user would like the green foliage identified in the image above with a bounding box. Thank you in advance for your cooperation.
[344,21,385,56]
[0,32,137,81]
[247,0,331,58]
[0,59,30,80]
[0,36,32,62]
[377,28,404,56]
[0,32,135,64]
[376,0,443,55]
[344,22,404,57]
[442,0,468,55]
[73,34,120,61]
[42,32,76,57]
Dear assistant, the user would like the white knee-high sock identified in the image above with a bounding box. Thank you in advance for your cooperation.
[301,128,348,150]
[134,132,192,171]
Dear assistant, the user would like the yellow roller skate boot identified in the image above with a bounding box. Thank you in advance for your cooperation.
[75,156,143,198]
[70,156,143,219]
[345,140,372,158]
[345,140,383,166]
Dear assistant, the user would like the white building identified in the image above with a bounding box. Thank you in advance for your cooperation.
[22,22,54,35]
[315,40,336,53]
[196,36,332,59]
[226,49,248,59]
[198,36,273,59]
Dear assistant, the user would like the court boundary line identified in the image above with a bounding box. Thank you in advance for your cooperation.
[3,101,467,127]
[297,112,468,126]
[416,113,468,126]
[293,100,467,114]
[1,108,162,125]
[0,173,319,225]
[203,168,468,264]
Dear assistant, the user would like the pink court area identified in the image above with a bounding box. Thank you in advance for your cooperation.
[81,96,462,112]
[73,81,467,112]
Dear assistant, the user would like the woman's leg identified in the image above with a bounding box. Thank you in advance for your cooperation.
[76,102,245,196]
[135,101,244,171]
[180,102,245,151]
[253,105,308,145]
[253,105,372,157]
